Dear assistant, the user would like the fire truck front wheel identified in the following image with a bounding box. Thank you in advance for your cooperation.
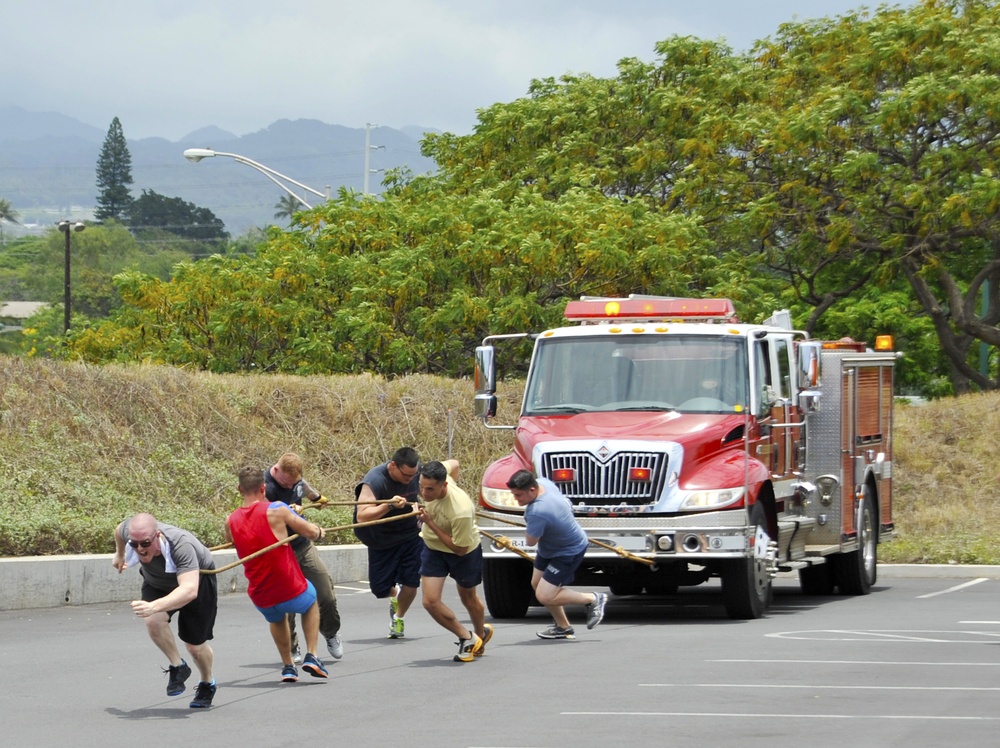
[483,557,535,618]
[721,502,773,620]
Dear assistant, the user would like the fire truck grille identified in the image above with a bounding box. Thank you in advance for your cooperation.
[540,451,668,504]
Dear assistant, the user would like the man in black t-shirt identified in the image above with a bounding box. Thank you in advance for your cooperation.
[354,446,421,639]
[264,452,343,662]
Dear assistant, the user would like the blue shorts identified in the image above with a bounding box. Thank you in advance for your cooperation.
[534,549,586,587]
[368,534,423,598]
[420,545,483,589]
[255,580,317,623]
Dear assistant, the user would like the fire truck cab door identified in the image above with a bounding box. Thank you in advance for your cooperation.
[752,334,799,479]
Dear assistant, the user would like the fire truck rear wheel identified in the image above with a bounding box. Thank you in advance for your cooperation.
[833,490,877,595]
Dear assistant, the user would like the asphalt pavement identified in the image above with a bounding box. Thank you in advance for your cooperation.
[3,572,999,748]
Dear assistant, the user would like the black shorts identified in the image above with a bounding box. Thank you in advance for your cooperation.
[534,549,586,587]
[367,534,423,597]
[420,544,483,588]
[142,574,217,646]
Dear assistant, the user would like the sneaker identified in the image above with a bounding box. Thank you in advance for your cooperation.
[164,660,192,696]
[326,634,343,660]
[454,634,483,662]
[586,592,608,630]
[302,653,328,679]
[291,643,303,664]
[474,623,494,657]
[281,665,298,683]
[388,615,405,639]
[536,625,576,640]
[189,681,216,709]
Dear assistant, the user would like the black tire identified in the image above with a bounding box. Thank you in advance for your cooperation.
[609,578,646,596]
[833,488,877,596]
[798,562,836,595]
[721,502,773,619]
[483,557,534,618]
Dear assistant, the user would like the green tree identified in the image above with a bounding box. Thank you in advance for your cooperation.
[0,197,19,246]
[273,194,302,225]
[729,0,1000,393]
[94,117,134,222]
[125,189,229,244]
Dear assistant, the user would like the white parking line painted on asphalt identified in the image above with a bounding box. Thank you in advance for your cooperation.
[917,578,990,598]
[638,683,1000,692]
[713,659,1000,666]
[559,711,1000,721]
[764,629,1000,642]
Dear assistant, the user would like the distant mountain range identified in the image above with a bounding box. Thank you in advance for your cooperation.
[0,105,440,235]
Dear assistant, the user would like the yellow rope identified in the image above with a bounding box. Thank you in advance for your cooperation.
[204,510,417,574]
[476,510,656,566]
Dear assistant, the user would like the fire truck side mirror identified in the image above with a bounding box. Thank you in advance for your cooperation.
[474,345,498,420]
[798,341,823,388]
[475,345,497,395]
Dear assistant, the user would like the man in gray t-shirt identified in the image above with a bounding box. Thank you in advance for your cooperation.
[112,512,218,708]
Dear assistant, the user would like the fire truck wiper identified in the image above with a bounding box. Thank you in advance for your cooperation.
[532,404,593,414]
[614,404,675,412]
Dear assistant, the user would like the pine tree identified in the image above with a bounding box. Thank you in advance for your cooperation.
[94,117,134,222]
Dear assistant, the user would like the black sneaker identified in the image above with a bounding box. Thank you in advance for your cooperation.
[164,660,192,696]
[536,625,576,640]
[189,681,216,709]
[586,592,608,630]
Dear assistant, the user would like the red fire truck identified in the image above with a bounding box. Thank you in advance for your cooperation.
[474,296,896,619]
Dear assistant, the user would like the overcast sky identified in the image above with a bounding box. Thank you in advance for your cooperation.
[4,1,894,141]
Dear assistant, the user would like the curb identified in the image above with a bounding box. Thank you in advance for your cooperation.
[0,544,368,612]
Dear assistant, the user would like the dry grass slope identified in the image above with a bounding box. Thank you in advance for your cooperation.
[1,357,997,563]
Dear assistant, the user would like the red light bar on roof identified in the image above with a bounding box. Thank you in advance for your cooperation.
[564,297,738,322]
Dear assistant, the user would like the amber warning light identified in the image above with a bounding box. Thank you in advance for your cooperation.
[551,468,576,482]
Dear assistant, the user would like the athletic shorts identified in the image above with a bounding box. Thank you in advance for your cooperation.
[141,573,217,646]
[534,549,586,587]
[420,544,483,589]
[255,581,317,624]
[367,534,423,597]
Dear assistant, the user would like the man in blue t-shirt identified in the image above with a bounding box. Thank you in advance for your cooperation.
[354,446,422,639]
[507,470,608,640]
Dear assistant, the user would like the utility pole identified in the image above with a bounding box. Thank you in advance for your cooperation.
[363,123,385,195]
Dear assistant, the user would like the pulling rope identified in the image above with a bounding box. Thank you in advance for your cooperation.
[476,510,657,567]
[479,529,533,561]
[205,509,417,575]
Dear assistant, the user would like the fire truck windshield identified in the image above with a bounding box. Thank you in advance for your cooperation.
[523,335,749,415]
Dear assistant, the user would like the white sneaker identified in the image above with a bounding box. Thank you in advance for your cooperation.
[327,633,343,660]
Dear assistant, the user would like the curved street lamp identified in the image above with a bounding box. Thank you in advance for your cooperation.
[57,220,85,332]
[182,148,329,209]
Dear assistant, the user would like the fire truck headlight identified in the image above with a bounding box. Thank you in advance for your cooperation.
[481,486,520,510]
[678,487,745,510]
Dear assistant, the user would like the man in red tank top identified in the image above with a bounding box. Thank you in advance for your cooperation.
[225,466,329,683]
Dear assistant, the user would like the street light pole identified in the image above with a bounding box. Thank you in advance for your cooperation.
[182,148,330,209]
[57,220,85,332]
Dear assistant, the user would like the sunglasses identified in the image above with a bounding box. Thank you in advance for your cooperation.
[128,537,155,549]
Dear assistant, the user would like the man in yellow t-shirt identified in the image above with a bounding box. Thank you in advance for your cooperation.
[416,459,494,662]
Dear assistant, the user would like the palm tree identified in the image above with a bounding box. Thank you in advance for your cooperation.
[273,194,302,225]
[0,198,20,246]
